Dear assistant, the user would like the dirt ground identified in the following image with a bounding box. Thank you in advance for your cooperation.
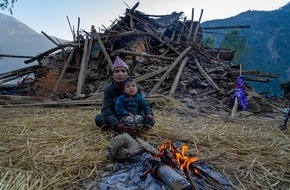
[0,102,289,189]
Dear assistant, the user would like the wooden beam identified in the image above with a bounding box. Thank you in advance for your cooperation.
[203,25,251,30]
[0,65,40,79]
[41,31,60,46]
[194,58,219,91]
[24,44,73,64]
[1,99,103,108]
[229,70,279,78]
[149,47,192,95]
[100,30,146,40]
[126,11,180,54]
[0,54,33,59]
[243,77,270,82]
[134,66,169,83]
[0,65,40,84]
[76,39,90,97]
[193,9,203,42]
[66,16,76,41]
[0,73,29,84]
[52,47,77,94]
[177,17,186,44]
[169,56,189,96]
[187,8,194,39]
[114,49,175,61]
[95,31,114,69]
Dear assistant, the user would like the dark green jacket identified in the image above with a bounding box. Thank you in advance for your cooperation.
[101,80,143,129]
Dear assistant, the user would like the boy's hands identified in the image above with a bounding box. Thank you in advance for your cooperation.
[146,114,154,120]
[116,122,138,137]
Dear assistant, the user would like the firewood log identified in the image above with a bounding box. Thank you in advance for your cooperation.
[156,163,192,190]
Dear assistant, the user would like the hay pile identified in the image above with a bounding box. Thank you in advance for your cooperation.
[0,97,289,189]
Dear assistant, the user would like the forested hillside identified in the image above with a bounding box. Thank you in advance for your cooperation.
[202,2,290,97]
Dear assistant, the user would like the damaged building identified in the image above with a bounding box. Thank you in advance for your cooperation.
[0,2,279,116]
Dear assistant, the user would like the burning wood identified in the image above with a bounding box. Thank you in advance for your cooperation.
[101,134,232,190]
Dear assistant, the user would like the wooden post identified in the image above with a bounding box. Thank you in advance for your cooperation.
[77,17,80,47]
[187,8,194,39]
[193,9,203,43]
[177,17,186,44]
[76,26,94,98]
[231,98,238,117]
[231,64,242,117]
[76,39,89,97]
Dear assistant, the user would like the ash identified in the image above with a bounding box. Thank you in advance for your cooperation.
[96,152,171,190]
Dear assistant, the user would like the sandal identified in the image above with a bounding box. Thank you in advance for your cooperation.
[279,125,286,130]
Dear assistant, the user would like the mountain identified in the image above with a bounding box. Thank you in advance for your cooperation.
[2,4,290,96]
[201,2,290,97]
[0,13,55,74]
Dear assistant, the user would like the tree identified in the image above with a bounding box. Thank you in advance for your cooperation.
[0,0,17,14]
[203,35,215,49]
[220,29,247,64]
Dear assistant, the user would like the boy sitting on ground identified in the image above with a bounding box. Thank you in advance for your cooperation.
[115,77,154,135]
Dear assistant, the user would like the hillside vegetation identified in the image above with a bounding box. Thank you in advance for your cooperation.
[202,2,290,97]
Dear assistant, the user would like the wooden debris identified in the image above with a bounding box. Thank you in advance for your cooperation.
[0,2,280,116]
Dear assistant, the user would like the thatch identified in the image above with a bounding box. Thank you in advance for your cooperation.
[0,97,289,189]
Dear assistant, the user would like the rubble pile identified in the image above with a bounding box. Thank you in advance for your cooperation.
[0,2,280,116]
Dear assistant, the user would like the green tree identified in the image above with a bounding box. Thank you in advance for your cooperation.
[0,0,17,14]
[220,29,247,64]
[203,35,214,49]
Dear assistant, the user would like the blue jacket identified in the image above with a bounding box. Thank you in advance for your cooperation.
[101,81,143,128]
[115,93,152,117]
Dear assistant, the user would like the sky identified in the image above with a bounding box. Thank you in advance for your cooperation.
[2,0,290,40]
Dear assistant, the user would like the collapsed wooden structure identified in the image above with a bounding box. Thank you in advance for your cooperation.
[0,2,279,115]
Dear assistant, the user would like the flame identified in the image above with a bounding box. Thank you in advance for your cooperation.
[158,140,198,172]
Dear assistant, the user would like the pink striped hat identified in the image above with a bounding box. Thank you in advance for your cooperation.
[113,56,129,71]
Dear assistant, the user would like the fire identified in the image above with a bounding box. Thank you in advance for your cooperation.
[157,140,198,172]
